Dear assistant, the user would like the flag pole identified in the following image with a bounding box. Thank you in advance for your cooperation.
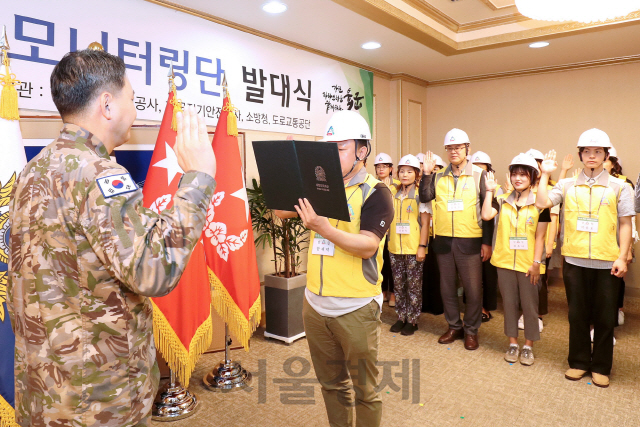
[202,323,252,391]
[202,75,252,392]
[152,368,199,421]
[150,63,198,421]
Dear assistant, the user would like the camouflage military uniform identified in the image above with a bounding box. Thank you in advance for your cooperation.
[7,124,216,427]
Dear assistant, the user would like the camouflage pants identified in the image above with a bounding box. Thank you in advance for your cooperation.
[389,254,424,324]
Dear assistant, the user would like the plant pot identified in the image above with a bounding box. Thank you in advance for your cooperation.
[264,273,307,344]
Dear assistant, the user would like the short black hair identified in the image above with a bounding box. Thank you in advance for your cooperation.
[509,164,538,186]
[355,139,371,160]
[578,147,609,162]
[51,49,127,119]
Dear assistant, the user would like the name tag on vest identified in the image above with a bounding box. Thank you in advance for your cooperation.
[577,217,598,233]
[447,199,464,211]
[509,237,528,250]
[312,234,335,256]
[396,223,410,234]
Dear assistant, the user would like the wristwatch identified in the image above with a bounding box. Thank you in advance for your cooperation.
[419,244,427,248]
[533,260,543,264]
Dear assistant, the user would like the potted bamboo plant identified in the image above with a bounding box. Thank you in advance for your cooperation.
[247,178,309,343]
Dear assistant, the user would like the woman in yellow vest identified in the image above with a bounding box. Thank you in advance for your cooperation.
[388,155,431,335]
[481,154,550,365]
[536,129,634,388]
[375,153,400,306]
[374,152,400,188]
[516,151,560,334]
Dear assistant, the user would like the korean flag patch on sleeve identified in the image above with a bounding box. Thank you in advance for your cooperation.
[97,173,139,198]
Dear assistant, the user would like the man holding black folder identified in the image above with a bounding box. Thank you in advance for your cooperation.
[277,110,393,427]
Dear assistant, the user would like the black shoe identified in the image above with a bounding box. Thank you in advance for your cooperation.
[390,320,406,333]
[401,323,418,336]
[481,312,493,323]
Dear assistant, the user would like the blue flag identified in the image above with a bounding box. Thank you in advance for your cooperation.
[0,114,26,426]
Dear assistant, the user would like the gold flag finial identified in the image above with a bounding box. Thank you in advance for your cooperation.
[0,25,9,51]
[0,24,20,121]
[222,73,228,99]
[221,74,238,136]
[168,63,183,131]
[167,62,175,91]
[87,42,104,51]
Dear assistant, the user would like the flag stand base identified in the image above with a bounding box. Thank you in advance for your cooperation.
[152,370,198,421]
[202,323,252,392]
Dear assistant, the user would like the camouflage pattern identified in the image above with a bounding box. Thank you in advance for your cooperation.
[7,124,216,427]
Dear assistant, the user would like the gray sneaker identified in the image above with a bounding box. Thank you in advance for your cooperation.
[520,346,534,366]
[505,344,519,363]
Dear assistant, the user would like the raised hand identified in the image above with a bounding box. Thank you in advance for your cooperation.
[504,172,513,192]
[485,171,498,192]
[561,154,574,171]
[174,107,217,179]
[423,151,436,175]
[573,168,583,178]
[540,150,558,175]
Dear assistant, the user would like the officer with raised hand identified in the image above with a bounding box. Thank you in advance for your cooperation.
[536,128,633,388]
[8,49,216,427]
[420,129,494,351]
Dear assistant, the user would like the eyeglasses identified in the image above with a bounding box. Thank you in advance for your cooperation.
[445,145,466,152]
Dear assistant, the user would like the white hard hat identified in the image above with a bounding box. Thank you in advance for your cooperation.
[470,151,491,165]
[433,154,446,168]
[321,110,372,142]
[415,153,425,163]
[398,154,421,169]
[509,153,540,173]
[525,149,544,161]
[374,153,393,165]
[577,128,612,148]
[608,146,618,158]
[444,128,470,146]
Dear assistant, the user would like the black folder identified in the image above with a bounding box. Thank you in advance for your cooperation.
[252,140,350,222]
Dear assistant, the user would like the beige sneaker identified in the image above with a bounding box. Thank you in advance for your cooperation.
[565,368,588,381]
[592,373,610,388]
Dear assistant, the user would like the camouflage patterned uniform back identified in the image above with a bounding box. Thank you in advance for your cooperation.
[7,124,215,427]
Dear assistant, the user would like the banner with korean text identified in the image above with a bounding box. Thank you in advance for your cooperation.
[0,0,374,136]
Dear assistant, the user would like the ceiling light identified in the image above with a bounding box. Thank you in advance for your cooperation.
[262,1,287,14]
[361,42,381,50]
[529,41,550,48]
[515,0,640,23]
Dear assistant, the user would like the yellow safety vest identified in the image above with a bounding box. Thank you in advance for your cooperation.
[388,179,401,196]
[389,185,424,255]
[491,191,547,274]
[433,162,484,238]
[560,172,625,261]
[306,171,386,298]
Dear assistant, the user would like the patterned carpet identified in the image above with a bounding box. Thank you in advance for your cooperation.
[152,277,640,427]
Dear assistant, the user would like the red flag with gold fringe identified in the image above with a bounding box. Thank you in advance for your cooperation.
[141,85,212,387]
[202,90,261,349]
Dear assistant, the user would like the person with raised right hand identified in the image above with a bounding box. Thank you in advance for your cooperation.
[535,129,634,388]
[419,129,495,351]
